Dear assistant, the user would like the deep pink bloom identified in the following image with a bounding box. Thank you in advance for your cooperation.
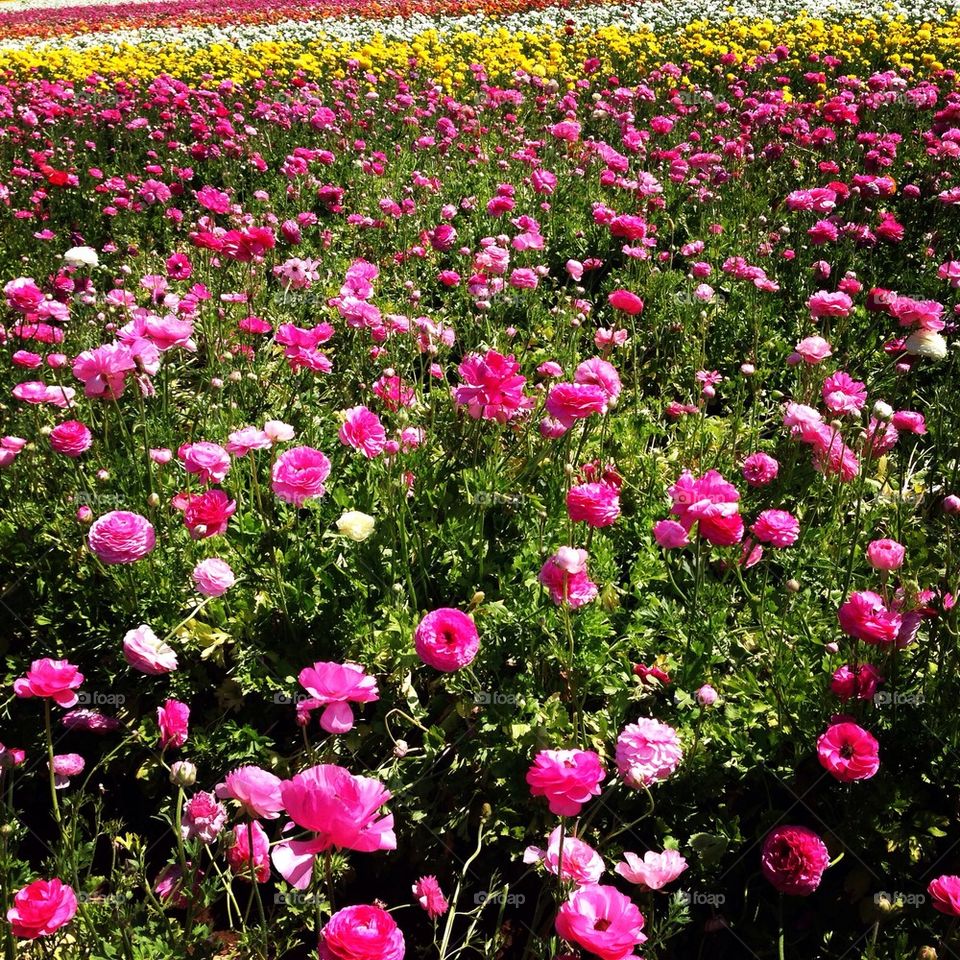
[816,722,880,781]
[339,406,387,458]
[157,699,190,749]
[546,382,608,427]
[615,719,683,788]
[929,876,960,916]
[6,879,77,939]
[652,519,689,549]
[668,470,743,546]
[822,372,867,415]
[526,749,605,816]
[49,421,92,458]
[866,539,905,571]
[742,452,779,487]
[750,510,800,548]
[538,550,598,607]
[413,876,449,918]
[88,511,156,564]
[831,663,884,702]
[178,442,231,484]
[555,884,646,960]
[14,659,84,708]
[413,609,480,672]
[226,821,270,883]
[318,904,405,960]
[271,446,331,505]
[608,289,644,315]
[297,662,379,732]
[216,766,284,819]
[761,826,829,895]
[567,483,620,527]
[183,490,236,538]
[454,350,530,423]
[838,591,902,644]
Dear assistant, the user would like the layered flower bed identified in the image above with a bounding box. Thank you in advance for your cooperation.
[0,0,959,958]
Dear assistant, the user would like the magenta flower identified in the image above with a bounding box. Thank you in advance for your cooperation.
[319,904,405,960]
[750,510,800,548]
[271,446,331,505]
[526,749,605,816]
[183,490,236,539]
[817,721,880,781]
[298,662,379,733]
[88,511,156,564]
[414,609,480,673]
[14,659,84,708]
[838,591,902,645]
[339,406,387,458]
[538,549,599,608]
[413,876,449,918]
[157,699,190,749]
[181,790,227,843]
[226,821,270,883]
[761,826,829,896]
[555,884,646,960]
[49,421,92,458]
[6,879,78,940]
[453,350,530,423]
[929,876,960,916]
[178,441,231,484]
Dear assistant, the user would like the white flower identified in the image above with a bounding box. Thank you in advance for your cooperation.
[905,329,948,360]
[63,246,98,268]
[336,511,376,541]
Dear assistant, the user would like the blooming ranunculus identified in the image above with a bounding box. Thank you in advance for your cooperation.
[526,749,605,816]
[667,469,743,546]
[928,876,960,916]
[158,699,190,749]
[761,826,829,895]
[123,625,177,674]
[319,904,405,960]
[336,511,376,541]
[51,753,84,789]
[49,420,93,458]
[183,490,236,539]
[653,519,689,549]
[215,766,284,819]
[555,884,646,960]
[838,591,902,645]
[88,511,156,564]
[298,662,379,733]
[615,719,682,789]
[413,608,480,672]
[454,350,530,423]
[14,659,84,707]
[181,790,227,843]
[178,441,231,484]
[271,446,331,505]
[615,849,688,890]
[413,876,449,918]
[831,663,884,702]
[546,382,608,427]
[524,826,605,886]
[817,721,880,781]
[339,406,387,459]
[6,878,78,939]
[866,539,905,571]
[608,289,644,315]
[742,452,779,487]
[538,550,599,607]
[567,483,620,527]
[192,558,236,597]
[750,510,800,548]
[226,821,270,882]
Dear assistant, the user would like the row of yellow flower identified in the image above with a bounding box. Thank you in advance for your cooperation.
[1,14,958,85]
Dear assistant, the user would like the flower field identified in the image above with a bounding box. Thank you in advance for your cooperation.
[1,0,960,956]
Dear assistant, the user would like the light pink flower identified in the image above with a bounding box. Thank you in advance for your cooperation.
[524,826,605,886]
[181,790,227,843]
[615,849,688,890]
[178,442,231,484]
[216,766,284,819]
[298,662,380,732]
[88,511,156,564]
[615,719,682,788]
[123,625,177,675]
[866,539,905,571]
[191,558,235,597]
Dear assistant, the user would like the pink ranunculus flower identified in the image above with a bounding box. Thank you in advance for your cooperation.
[575,358,622,405]
[866,539,905,571]
[546,382,608,427]
[526,749,605,816]
[524,826,605,886]
[318,904,405,960]
[225,426,272,457]
[822,371,867,416]
[608,289,644,315]
[567,482,620,527]
[216,766,284,819]
[157,699,190,749]
[178,441,231,484]
[538,550,599,607]
[615,849,688,890]
[49,420,93,458]
[88,511,156,564]
[817,721,880,781]
[830,663,884,702]
[652,519,689,549]
[226,821,270,882]
[271,446,331,505]
[413,876,449,918]
[191,557,236,597]
[453,350,530,423]
[6,878,78,939]
[668,469,744,546]
[413,608,480,672]
[615,719,683,789]
[339,406,387,459]
[183,490,236,539]
[14,659,84,707]
[555,884,646,960]
[837,591,902,645]
[123,625,177,675]
[50,753,84,789]
[750,510,800,548]
[298,662,379,733]
[761,826,829,895]
[181,790,227,843]
[928,876,960,916]
[790,335,832,365]
[742,452,779,487]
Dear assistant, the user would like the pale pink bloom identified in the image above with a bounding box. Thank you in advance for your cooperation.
[50,753,84,789]
[264,420,295,442]
[215,766,284,819]
[339,406,387,458]
[14,659,84,708]
[181,790,227,843]
[866,539,905,571]
[526,749,605,816]
[123,625,177,674]
[178,441,231,484]
[696,684,719,706]
[615,719,683,788]
[615,849,688,890]
[653,519,689,549]
[191,558,235,597]
[524,826,605,886]
[88,511,156,564]
[297,662,379,732]
[808,291,853,319]
[225,426,272,457]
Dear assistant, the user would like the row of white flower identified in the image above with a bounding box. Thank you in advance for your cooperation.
[0,0,957,51]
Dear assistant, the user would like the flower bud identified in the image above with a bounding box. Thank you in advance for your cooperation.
[169,761,197,787]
